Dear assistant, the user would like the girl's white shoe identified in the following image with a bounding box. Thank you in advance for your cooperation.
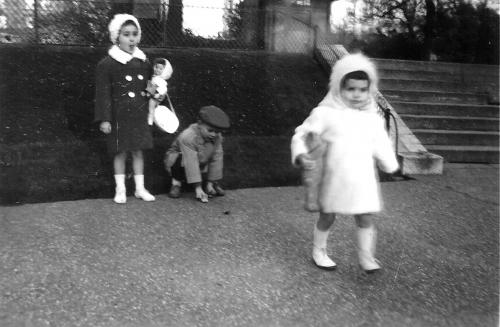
[133,175,155,201]
[312,246,337,270]
[134,189,155,201]
[114,187,127,204]
[113,174,127,204]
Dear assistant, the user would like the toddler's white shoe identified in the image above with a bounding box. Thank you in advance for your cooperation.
[134,189,156,202]
[358,251,381,273]
[312,246,337,270]
[114,187,127,204]
[357,226,381,273]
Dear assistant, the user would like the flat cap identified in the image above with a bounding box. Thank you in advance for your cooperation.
[199,105,230,129]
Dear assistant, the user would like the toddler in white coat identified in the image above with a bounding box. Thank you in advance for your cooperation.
[291,53,399,273]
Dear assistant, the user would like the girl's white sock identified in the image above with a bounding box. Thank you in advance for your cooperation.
[114,174,126,190]
[134,174,146,191]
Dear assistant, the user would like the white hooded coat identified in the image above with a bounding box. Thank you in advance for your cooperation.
[291,54,399,214]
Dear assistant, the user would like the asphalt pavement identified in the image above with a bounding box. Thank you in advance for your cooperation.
[0,164,498,327]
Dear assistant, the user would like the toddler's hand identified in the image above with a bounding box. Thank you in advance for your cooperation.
[298,154,316,170]
[156,94,166,103]
[100,121,111,134]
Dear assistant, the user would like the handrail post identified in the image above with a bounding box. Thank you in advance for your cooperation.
[34,0,39,44]
[313,25,318,51]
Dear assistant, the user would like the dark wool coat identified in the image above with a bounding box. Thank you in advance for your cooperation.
[95,56,153,154]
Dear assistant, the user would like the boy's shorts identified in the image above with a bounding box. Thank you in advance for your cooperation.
[170,154,187,182]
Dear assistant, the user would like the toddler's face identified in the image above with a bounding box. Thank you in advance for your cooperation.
[154,63,165,76]
[340,79,370,109]
[118,23,139,54]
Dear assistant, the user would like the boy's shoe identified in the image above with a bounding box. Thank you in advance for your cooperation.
[206,183,225,197]
[134,189,156,202]
[312,246,337,270]
[114,187,127,204]
[168,185,181,198]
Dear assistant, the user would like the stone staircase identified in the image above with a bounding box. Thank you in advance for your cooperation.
[375,58,499,163]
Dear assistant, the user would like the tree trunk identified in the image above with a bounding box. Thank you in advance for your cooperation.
[165,0,183,45]
[423,0,436,60]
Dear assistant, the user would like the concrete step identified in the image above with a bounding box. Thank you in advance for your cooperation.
[413,129,499,146]
[379,69,461,82]
[392,102,500,118]
[400,114,499,131]
[373,58,500,77]
[383,89,489,105]
[379,78,467,93]
[425,145,499,163]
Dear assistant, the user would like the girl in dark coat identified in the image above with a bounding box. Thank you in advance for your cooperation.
[95,14,155,204]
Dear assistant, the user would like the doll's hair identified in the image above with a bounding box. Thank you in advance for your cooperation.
[340,70,370,89]
[153,58,167,66]
[152,58,173,80]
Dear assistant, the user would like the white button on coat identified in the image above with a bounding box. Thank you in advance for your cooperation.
[125,75,132,81]
[128,92,135,98]
[137,74,144,80]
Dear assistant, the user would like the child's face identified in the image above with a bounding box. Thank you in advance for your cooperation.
[117,23,139,54]
[340,79,370,109]
[198,122,220,140]
[153,63,165,76]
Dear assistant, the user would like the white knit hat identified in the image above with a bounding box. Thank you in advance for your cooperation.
[108,14,142,45]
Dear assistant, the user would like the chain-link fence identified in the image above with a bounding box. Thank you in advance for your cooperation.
[0,0,320,51]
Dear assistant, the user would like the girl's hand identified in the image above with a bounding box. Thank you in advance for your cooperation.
[297,154,316,170]
[100,121,111,134]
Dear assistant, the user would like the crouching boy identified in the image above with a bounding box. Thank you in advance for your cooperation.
[164,105,230,203]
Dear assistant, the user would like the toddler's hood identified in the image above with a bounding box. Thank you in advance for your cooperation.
[319,53,379,111]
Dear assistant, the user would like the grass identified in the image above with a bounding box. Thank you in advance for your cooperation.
[0,45,329,204]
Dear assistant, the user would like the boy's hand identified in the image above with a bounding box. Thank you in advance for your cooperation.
[297,154,316,170]
[195,185,209,203]
[100,121,111,134]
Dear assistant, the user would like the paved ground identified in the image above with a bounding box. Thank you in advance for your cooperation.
[0,164,498,327]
